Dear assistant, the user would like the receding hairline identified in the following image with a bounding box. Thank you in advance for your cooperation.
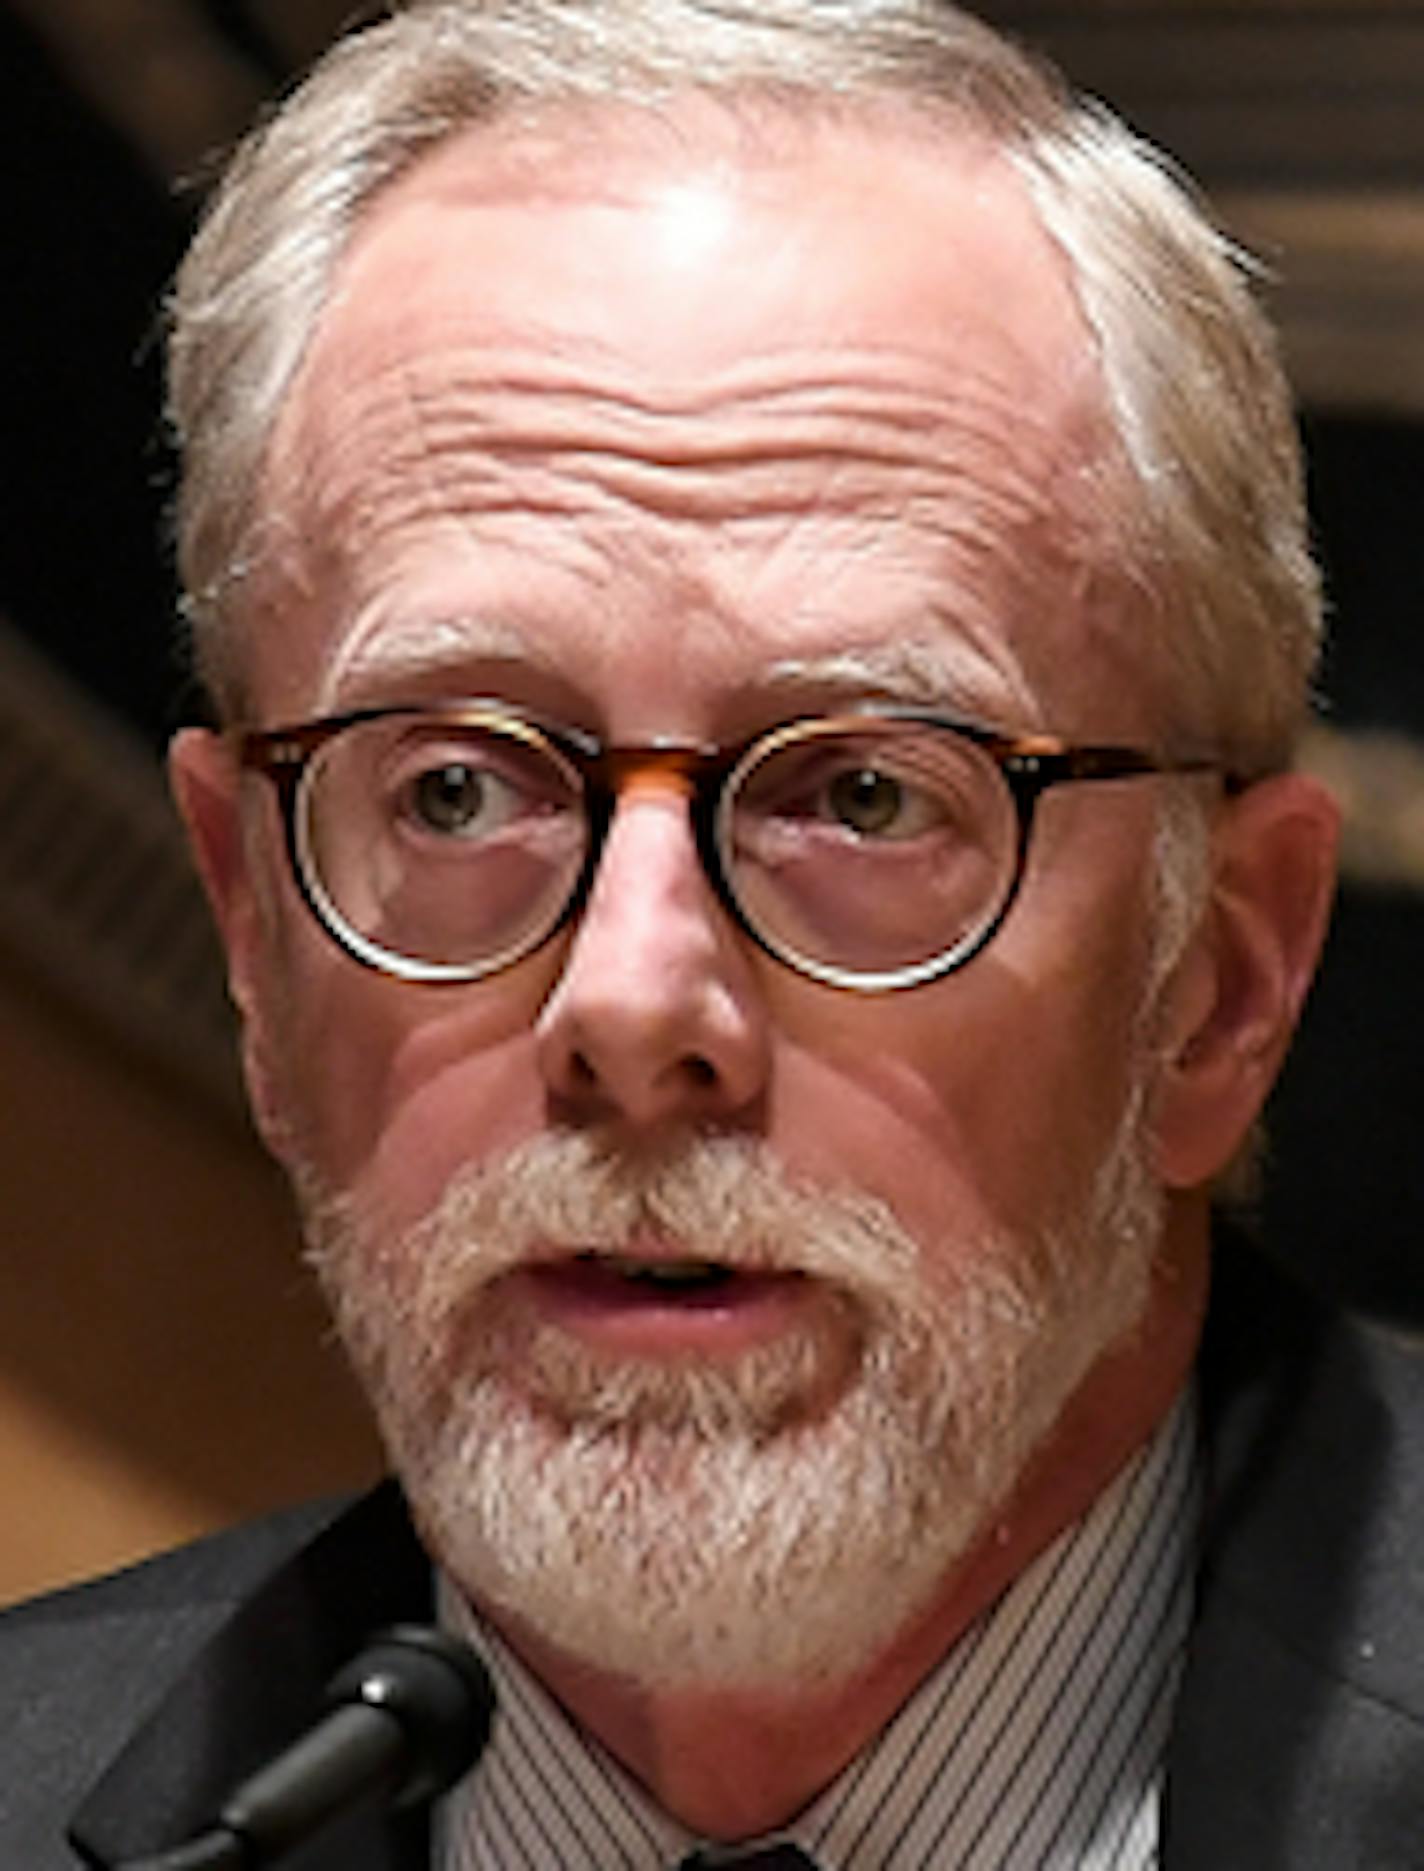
[246,92,1145,749]
[170,0,1318,771]
[170,4,1075,698]
[299,82,977,259]
[241,86,1134,646]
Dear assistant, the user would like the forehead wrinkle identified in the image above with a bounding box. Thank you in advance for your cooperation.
[269,362,1107,680]
[433,353,1087,519]
[281,324,1104,518]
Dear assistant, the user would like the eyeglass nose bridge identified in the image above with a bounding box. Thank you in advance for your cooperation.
[593,738,727,795]
[563,736,745,934]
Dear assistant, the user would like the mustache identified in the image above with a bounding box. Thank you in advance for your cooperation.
[309,1127,932,1298]
[301,1127,1062,1415]
[305,1125,1063,1464]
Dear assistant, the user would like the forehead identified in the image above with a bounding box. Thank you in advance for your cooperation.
[334,97,1088,366]
[252,97,1135,729]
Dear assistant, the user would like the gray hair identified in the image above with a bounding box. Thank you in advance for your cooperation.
[168,0,1320,771]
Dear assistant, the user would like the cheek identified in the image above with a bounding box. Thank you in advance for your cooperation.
[764,904,1157,1256]
[357,1023,545,1243]
[252,922,555,1235]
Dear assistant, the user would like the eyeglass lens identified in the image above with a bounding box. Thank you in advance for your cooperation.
[295,712,1021,983]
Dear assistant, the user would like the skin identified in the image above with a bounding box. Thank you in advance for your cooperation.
[172,98,1339,1835]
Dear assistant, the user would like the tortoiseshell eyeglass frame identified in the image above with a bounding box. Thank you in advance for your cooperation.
[236,699,1237,991]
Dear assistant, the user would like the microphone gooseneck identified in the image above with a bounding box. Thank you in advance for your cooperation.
[115,1625,495,1871]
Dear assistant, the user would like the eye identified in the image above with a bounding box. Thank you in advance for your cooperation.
[734,726,982,849]
[389,745,534,842]
[819,761,946,839]
[406,761,511,836]
[826,766,909,836]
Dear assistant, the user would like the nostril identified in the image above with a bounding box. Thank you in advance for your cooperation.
[685,1055,717,1088]
[569,1049,599,1089]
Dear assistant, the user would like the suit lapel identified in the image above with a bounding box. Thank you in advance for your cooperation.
[1163,1240,1424,1868]
[70,1483,435,1871]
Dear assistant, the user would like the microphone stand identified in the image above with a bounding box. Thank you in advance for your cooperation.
[111,1626,495,1871]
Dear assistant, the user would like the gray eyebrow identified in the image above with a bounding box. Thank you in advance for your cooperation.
[760,638,1038,725]
[318,615,1042,732]
[318,614,548,710]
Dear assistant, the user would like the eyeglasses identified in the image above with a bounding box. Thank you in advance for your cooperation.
[238,700,1227,992]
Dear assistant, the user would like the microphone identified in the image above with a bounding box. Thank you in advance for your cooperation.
[116,1625,495,1870]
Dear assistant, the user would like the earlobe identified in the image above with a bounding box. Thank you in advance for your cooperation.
[1153,771,1339,1189]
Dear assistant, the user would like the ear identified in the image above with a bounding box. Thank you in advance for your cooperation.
[170,727,259,992]
[169,727,290,1154]
[1153,771,1339,1189]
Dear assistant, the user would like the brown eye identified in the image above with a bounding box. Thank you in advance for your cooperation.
[826,767,907,836]
[411,763,490,834]
[399,760,525,841]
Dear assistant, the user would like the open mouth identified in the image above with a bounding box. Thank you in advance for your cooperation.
[499,1250,849,1386]
[513,1249,809,1325]
[582,1251,739,1292]
[555,1249,795,1310]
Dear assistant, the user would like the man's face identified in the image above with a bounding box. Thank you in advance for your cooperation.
[205,104,1201,1688]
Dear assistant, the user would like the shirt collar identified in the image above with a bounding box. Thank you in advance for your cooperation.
[440,1388,1198,1870]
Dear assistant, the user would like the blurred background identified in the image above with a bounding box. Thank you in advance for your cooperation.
[2,0,1422,1606]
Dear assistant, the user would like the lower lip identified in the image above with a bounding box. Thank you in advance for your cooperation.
[504,1255,818,1358]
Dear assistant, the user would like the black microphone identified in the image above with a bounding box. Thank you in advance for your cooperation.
[116,1625,495,1870]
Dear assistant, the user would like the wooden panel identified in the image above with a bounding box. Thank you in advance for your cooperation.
[0,945,381,1608]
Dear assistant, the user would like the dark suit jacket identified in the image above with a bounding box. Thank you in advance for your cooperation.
[3,1241,1421,1869]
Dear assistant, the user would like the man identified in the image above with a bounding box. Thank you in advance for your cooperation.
[3,1,1418,1865]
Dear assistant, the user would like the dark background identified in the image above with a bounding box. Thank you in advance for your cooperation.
[3,2,1422,1322]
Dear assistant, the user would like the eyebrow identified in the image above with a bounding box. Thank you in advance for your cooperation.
[318,615,1040,733]
[759,637,1038,726]
[317,614,553,711]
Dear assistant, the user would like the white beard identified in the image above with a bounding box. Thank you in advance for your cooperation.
[301,1088,1162,1694]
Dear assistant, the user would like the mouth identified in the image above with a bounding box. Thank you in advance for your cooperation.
[552,1248,803,1307]
[504,1245,818,1354]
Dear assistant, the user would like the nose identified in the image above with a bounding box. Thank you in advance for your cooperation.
[535,777,770,1129]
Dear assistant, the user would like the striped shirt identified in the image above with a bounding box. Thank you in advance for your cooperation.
[440,1389,1198,1869]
